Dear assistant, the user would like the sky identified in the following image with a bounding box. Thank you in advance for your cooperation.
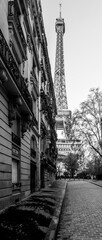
[41,0,102,112]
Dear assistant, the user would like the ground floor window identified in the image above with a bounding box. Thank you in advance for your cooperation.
[12,159,17,183]
[12,158,20,187]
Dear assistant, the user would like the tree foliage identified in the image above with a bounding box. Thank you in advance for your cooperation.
[70,88,102,159]
[86,154,102,178]
[65,153,79,178]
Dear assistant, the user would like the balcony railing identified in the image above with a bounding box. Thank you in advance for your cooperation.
[40,89,56,127]
[0,29,32,112]
[41,120,48,138]
[32,0,42,42]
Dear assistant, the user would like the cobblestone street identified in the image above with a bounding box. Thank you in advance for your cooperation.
[56,180,102,240]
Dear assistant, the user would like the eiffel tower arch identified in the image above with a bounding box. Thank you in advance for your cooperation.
[54,4,71,171]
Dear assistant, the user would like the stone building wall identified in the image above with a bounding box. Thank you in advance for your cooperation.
[0,0,57,211]
[0,88,12,210]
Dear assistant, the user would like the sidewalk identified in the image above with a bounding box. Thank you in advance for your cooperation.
[89,179,102,188]
[0,179,67,240]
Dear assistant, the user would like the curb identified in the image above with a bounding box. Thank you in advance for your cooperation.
[89,180,102,188]
[44,181,67,240]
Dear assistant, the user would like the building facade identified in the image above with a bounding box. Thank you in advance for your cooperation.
[0,0,57,210]
[40,33,57,187]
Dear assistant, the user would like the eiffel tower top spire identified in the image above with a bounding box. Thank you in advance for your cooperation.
[54,4,68,112]
[59,2,62,18]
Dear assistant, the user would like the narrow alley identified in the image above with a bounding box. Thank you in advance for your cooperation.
[56,180,102,240]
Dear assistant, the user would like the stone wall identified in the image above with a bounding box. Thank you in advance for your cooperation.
[0,88,12,210]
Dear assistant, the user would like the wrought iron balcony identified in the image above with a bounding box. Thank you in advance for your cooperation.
[46,130,51,142]
[40,89,48,113]
[41,120,48,138]
[40,89,56,127]
[0,29,32,113]
[32,0,42,42]
[18,0,40,70]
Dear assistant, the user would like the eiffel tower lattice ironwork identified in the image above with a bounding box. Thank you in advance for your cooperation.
[54,5,81,176]
[54,3,71,167]
[54,3,68,111]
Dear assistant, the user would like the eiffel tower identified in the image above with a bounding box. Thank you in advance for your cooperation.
[54,4,71,163]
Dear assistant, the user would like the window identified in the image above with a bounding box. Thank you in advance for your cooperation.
[31,136,37,149]
[31,136,37,159]
[12,115,20,137]
[12,114,21,188]
[12,114,21,146]
[12,159,20,184]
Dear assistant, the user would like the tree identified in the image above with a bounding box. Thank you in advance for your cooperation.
[85,160,95,176]
[65,152,79,178]
[71,88,102,159]
[86,154,102,179]
[65,112,86,171]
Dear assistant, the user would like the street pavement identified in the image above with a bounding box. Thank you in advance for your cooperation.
[56,180,102,240]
